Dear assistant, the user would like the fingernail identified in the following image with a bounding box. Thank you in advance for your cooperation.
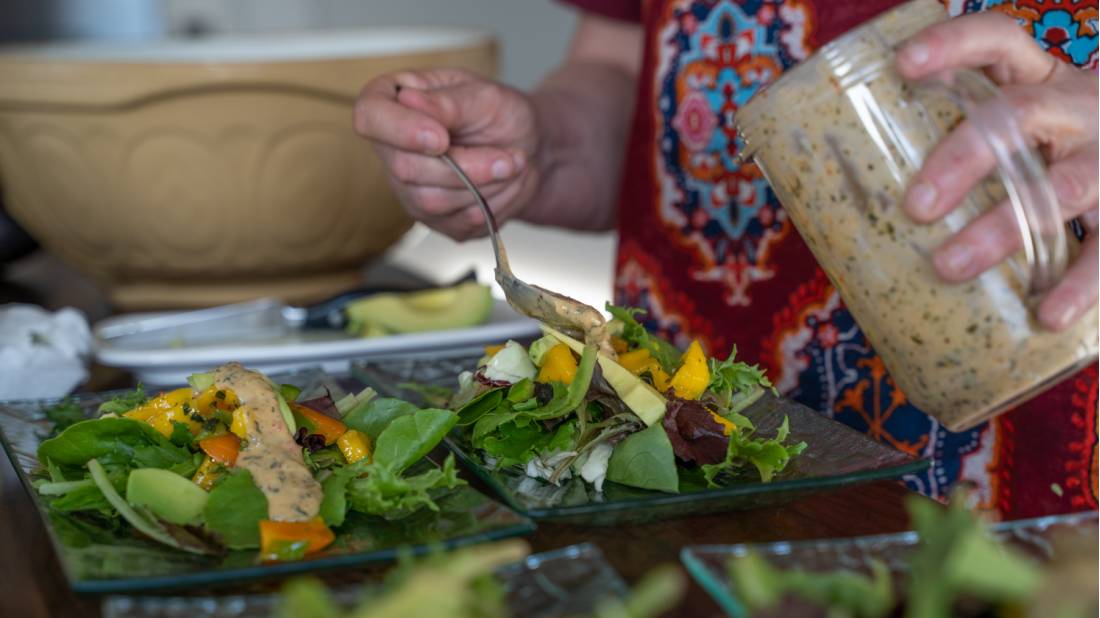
[907,182,938,219]
[902,42,931,67]
[1048,299,1080,331]
[937,243,973,277]
[418,130,440,153]
[491,158,512,180]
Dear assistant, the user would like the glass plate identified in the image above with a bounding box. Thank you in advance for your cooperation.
[101,542,627,618]
[681,510,1099,618]
[0,369,534,594]
[353,354,930,525]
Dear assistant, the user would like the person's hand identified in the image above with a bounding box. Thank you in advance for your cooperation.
[897,12,1098,331]
[353,69,540,240]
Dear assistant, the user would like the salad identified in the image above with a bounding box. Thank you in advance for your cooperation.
[35,362,464,561]
[727,493,1098,618]
[278,539,686,618]
[446,305,806,494]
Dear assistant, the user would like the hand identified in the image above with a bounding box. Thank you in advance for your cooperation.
[898,12,1098,331]
[353,69,540,240]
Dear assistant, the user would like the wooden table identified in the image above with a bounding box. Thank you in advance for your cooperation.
[0,252,919,617]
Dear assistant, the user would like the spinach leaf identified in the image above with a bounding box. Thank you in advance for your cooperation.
[606,304,682,372]
[471,409,519,443]
[372,408,457,474]
[319,473,350,528]
[455,389,505,427]
[43,398,85,435]
[606,425,679,493]
[343,397,420,442]
[168,422,193,447]
[203,469,268,549]
[97,386,147,416]
[478,421,548,467]
[346,454,464,518]
[38,418,193,471]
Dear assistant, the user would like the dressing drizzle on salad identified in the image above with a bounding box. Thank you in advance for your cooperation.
[214,362,322,521]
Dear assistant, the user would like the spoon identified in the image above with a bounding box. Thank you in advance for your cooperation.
[439,153,615,357]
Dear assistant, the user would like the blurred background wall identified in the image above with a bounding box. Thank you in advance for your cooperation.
[1,0,618,309]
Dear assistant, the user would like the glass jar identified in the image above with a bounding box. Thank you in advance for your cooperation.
[736,0,1098,431]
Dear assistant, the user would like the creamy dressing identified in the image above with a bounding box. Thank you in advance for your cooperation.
[496,265,617,358]
[736,0,1098,430]
[213,362,322,521]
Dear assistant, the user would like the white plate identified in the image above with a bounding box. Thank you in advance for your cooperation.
[94,300,539,386]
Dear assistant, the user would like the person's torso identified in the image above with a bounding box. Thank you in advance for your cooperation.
[610,0,1099,517]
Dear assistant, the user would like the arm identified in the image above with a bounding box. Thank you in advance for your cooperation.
[353,13,643,240]
[522,14,643,230]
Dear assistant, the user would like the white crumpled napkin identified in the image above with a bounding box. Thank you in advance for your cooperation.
[0,304,92,400]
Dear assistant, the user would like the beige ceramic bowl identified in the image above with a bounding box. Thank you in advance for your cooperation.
[0,30,496,309]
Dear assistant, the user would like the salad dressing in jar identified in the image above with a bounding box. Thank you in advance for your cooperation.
[736,0,1098,431]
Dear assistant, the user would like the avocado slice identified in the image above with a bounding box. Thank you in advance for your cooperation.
[345,282,493,336]
[126,468,209,526]
[541,325,666,426]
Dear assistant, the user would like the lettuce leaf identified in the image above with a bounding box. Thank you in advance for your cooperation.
[346,454,464,518]
[606,304,681,372]
[705,346,774,413]
[701,416,806,485]
[203,469,268,549]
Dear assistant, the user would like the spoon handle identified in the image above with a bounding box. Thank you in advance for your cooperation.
[439,153,509,271]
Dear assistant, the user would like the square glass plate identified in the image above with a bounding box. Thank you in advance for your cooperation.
[0,369,534,594]
[101,542,627,618]
[681,510,1099,617]
[353,354,930,525]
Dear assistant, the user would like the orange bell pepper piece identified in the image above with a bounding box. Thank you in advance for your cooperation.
[292,403,347,445]
[259,517,335,560]
[198,433,241,466]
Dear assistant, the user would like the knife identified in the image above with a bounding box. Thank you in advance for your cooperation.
[97,271,479,348]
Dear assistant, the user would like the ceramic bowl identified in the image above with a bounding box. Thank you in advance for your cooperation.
[0,29,495,309]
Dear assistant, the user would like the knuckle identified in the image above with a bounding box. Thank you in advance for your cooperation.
[389,154,419,183]
[415,188,453,214]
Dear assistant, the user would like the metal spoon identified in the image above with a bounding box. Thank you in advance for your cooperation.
[440,153,614,356]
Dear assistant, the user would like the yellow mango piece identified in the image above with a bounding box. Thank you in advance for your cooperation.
[537,343,579,385]
[124,387,192,421]
[192,456,223,491]
[146,403,202,438]
[617,349,652,375]
[230,406,251,440]
[338,429,372,464]
[484,343,505,357]
[709,411,737,436]
[649,365,673,393]
[192,386,239,416]
[669,340,709,400]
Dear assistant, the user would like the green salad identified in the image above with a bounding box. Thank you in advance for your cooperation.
[35,362,463,561]
[728,493,1098,618]
[446,305,806,494]
[278,539,686,618]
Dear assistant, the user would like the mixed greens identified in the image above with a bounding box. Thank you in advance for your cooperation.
[728,493,1098,618]
[278,539,686,618]
[34,363,463,561]
[447,305,806,494]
